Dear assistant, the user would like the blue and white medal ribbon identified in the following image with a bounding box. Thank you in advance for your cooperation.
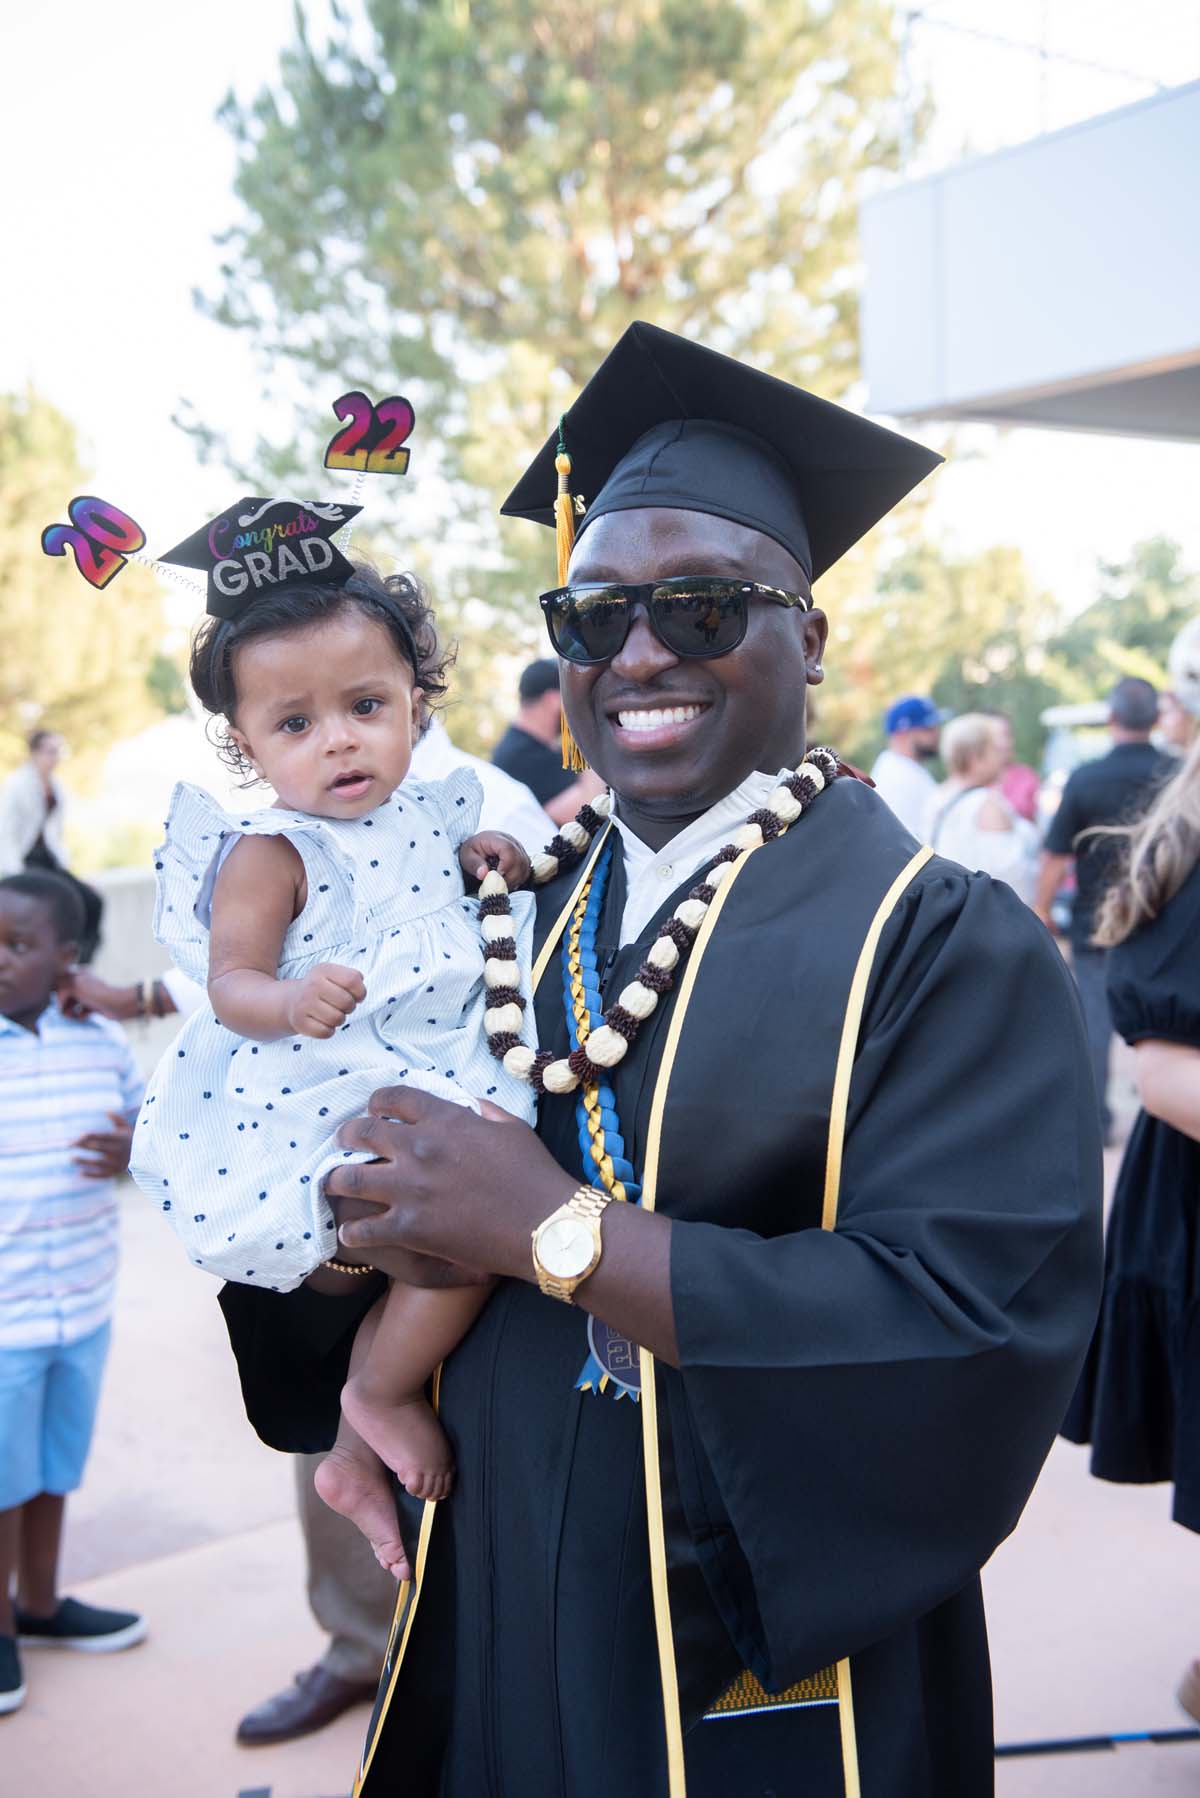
[562,841,643,1399]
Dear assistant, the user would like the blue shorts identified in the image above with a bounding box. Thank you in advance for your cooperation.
[0,1323,112,1510]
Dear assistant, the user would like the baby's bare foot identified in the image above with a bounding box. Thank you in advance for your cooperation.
[314,1440,413,1581]
[342,1380,455,1502]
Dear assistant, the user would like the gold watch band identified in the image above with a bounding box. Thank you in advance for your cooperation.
[533,1184,611,1302]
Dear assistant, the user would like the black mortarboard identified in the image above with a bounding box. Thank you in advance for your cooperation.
[501,322,942,584]
[161,497,362,618]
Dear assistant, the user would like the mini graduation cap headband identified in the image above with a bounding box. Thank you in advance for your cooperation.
[158,495,423,678]
[159,387,420,609]
[503,321,943,768]
[160,498,363,619]
[39,387,418,605]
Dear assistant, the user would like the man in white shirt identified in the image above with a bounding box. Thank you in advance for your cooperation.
[410,716,555,857]
[869,695,945,838]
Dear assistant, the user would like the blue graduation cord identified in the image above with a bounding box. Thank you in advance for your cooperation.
[560,839,642,1397]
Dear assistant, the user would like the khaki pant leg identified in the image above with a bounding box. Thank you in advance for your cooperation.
[295,1451,397,1684]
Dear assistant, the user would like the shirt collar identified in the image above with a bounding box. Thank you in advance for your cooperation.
[0,998,61,1039]
[612,767,782,878]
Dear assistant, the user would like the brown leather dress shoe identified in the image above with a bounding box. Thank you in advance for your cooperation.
[236,1663,378,1745]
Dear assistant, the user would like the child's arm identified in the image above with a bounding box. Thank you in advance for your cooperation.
[208,834,365,1041]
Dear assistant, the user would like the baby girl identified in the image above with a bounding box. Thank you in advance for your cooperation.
[131,560,536,1575]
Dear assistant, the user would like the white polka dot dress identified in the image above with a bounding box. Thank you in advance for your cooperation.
[130,769,536,1292]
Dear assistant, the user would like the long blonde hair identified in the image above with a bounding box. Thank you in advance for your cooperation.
[1092,734,1200,946]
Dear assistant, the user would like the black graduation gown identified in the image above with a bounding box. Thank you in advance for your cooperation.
[220,777,1102,1797]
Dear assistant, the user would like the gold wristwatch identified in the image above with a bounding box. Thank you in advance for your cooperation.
[531,1184,611,1302]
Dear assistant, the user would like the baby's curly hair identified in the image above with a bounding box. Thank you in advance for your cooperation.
[189,563,455,779]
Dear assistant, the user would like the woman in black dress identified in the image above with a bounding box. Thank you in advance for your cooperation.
[1063,721,1200,1718]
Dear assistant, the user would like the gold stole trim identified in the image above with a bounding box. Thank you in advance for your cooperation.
[353,1367,442,1795]
[354,826,613,1794]
[822,845,934,1233]
[825,842,930,1798]
[639,839,933,1798]
[531,823,615,994]
[639,839,767,1798]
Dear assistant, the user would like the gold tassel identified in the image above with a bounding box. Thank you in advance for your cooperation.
[555,427,588,771]
[554,446,576,587]
[561,706,587,772]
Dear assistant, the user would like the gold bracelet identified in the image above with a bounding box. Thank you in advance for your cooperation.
[138,977,154,1020]
[321,1257,376,1276]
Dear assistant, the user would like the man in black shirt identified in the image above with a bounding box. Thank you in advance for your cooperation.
[1036,677,1173,1135]
[492,658,602,825]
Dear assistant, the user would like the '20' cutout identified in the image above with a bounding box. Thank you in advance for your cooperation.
[41,496,146,590]
[324,391,416,476]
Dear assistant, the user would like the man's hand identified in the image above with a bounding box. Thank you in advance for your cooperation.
[285,964,367,1038]
[325,1086,573,1281]
[459,831,532,890]
[73,1113,134,1179]
[1033,850,1071,932]
[327,1087,682,1366]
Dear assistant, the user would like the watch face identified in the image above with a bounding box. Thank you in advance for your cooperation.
[538,1214,595,1280]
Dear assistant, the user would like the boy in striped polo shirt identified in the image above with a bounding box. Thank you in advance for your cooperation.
[0,871,146,1713]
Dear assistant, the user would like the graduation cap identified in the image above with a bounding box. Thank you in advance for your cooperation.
[501,321,942,588]
[161,497,362,619]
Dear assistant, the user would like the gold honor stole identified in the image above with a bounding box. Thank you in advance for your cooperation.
[352,826,934,1798]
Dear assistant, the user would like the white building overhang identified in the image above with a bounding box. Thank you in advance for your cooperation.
[860,81,1200,441]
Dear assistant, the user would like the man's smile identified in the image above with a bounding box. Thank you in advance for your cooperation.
[604,697,713,752]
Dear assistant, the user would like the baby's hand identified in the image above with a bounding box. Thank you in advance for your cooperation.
[286,963,367,1039]
[460,831,531,890]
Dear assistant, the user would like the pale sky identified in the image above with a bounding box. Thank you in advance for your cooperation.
[3,0,1198,636]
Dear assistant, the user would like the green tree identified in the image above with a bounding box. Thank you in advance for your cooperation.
[1046,537,1199,698]
[145,649,190,717]
[818,535,1200,774]
[199,0,920,645]
[818,540,1061,769]
[0,390,170,778]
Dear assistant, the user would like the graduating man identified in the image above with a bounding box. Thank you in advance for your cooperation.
[220,324,1102,1797]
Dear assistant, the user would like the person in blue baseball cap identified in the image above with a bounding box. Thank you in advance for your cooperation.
[871,695,948,836]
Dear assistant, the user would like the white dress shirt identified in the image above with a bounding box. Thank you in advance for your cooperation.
[612,769,781,945]
[869,748,937,840]
[411,719,556,858]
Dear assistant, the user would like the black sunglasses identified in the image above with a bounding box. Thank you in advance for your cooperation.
[539,577,811,666]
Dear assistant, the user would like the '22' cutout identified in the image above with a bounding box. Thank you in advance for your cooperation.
[324,391,416,476]
[41,495,146,590]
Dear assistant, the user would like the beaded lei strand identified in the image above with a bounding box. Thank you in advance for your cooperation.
[480,745,842,1090]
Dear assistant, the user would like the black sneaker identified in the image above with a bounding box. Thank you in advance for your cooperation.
[0,1636,25,1713]
[15,1596,147,1653]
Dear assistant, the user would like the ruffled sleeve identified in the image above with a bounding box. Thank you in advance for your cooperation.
[1107,860,1200,1048]
[151,782,358,986]
[407,765,483,850]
